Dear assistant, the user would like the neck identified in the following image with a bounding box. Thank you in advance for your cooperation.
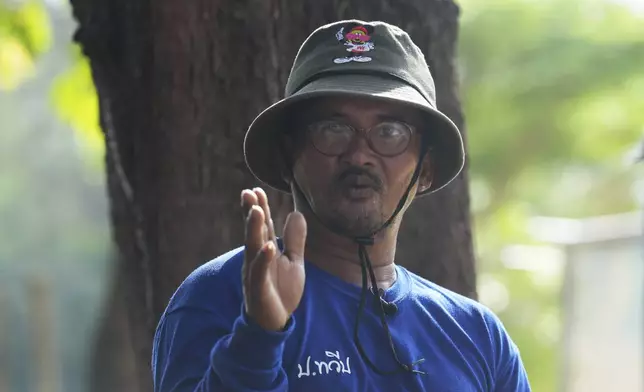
[301,210,400,290]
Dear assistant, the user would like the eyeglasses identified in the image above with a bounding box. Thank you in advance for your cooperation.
[306,120,415,157]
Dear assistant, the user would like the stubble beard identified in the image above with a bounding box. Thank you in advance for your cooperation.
[325,197,387,238]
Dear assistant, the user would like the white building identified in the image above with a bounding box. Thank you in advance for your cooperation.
[526,212,644,392]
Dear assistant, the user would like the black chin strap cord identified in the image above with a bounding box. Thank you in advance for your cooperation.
[353,238,427,375]
[291,137,430,376]
[352,139,429,376]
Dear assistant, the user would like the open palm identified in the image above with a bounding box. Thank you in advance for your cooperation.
[241,188,307,331]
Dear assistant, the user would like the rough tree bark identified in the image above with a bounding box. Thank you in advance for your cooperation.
[70,1,475,391]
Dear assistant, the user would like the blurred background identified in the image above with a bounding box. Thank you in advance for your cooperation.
[1,0,642,391]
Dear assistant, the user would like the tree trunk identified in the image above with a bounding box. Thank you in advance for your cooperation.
[70,1,475,391]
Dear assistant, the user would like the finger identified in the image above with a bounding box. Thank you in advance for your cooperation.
[249,241,277,285]
[241,189,259,216]
[254,188,276,241]
[244,205,265,263]
[282,211,307,263]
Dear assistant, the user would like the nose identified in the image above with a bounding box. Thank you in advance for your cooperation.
[340,131,377,167]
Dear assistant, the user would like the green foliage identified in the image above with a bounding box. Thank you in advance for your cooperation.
[0,54,110,392]
[458,0,644,390]
[0,0,51,90]
[1,0,642,391]
[0,0,103,166]
[51,45,104,169]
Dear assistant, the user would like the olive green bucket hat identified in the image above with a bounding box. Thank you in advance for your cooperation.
[243,19,465,196]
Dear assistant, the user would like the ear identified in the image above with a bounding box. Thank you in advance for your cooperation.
[417,152,434,194]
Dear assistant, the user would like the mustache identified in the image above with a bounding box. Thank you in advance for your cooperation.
[335,166,383,190]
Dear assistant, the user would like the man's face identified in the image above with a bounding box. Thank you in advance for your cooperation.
[287,96,431,238]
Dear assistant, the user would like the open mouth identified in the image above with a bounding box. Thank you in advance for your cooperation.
[342,174,378,188]
[342,182,377,199]
[336,172,381,200]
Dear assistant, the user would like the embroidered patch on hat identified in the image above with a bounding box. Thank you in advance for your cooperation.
[333,23,375,64]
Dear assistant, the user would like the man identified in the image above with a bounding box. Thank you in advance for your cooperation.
[152,19,531,391]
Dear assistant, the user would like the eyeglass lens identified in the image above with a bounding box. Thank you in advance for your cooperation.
[309,121,412,156]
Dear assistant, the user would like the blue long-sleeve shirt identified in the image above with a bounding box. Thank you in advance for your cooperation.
[152,246,531,391]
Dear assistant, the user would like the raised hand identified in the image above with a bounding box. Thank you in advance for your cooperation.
[241,188,307,331]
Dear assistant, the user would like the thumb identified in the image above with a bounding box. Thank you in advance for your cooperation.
[282,211,307,263]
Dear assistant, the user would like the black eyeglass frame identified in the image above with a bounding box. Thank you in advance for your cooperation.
[305,120,417,157]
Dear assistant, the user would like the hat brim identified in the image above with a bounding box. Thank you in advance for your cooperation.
[243,74,465,196]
